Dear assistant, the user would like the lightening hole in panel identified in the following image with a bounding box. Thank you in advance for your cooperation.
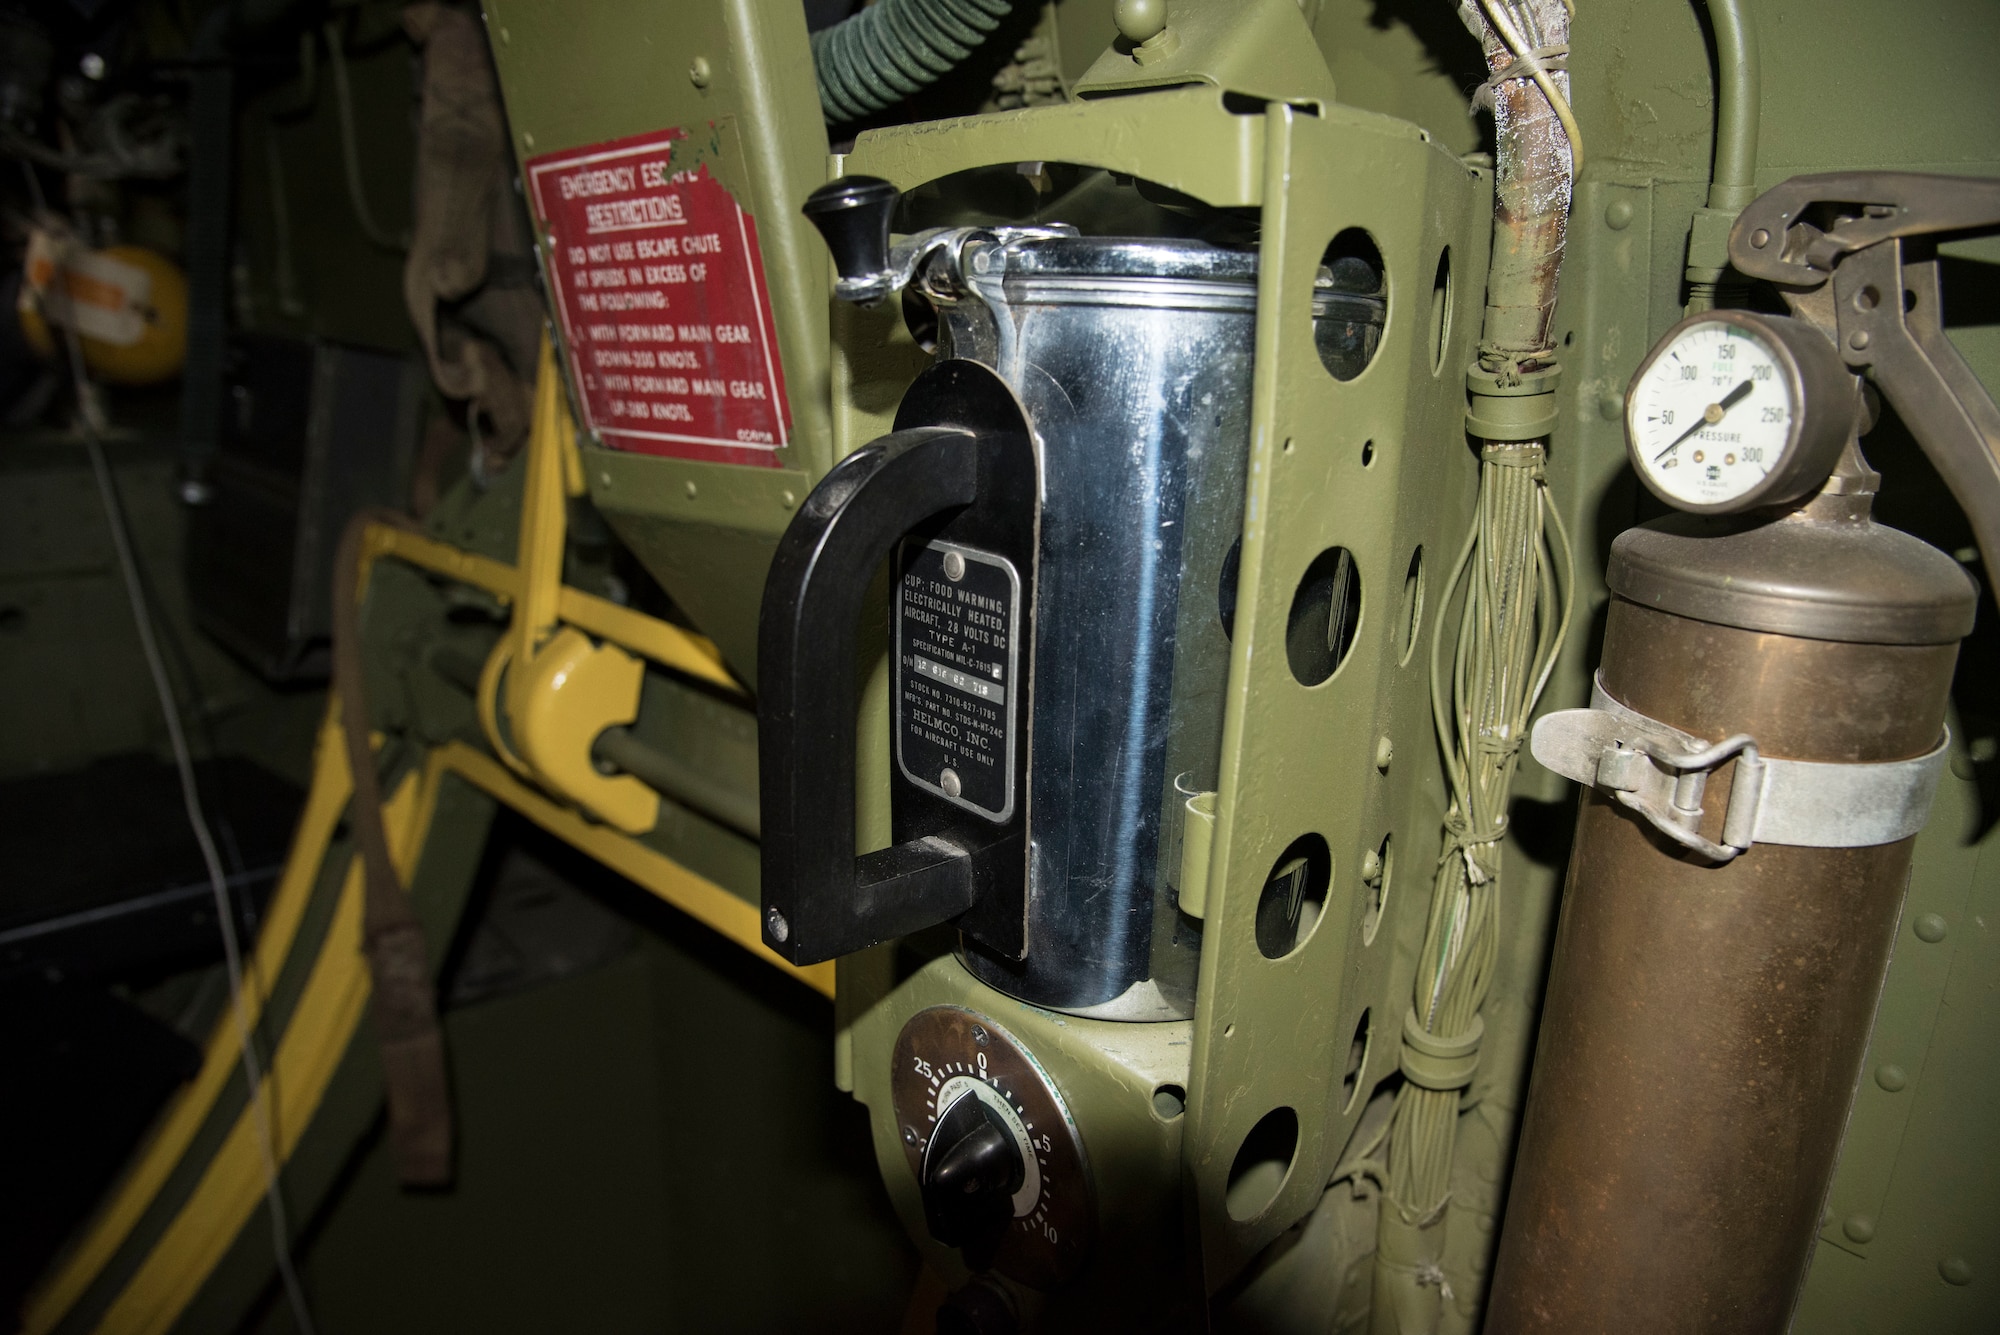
[1362,833,1393,946]
[1226,1106,1299,1221]
[1428,247,1452,374]
[1313,230,1386,382]
[1398,546,1425,666]
[1255,833,1331,959]
[1286,547,1361,686]
[1341,1008,1373,1112]
[1153,1084,1187,1121]
[1219,535,1242,641]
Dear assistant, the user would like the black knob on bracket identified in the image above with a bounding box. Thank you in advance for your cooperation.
[801,175,902,295]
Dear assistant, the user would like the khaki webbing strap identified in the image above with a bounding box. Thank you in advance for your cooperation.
[334,510,454,1187]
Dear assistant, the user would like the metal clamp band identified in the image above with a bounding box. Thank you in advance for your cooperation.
[1529,673,1950,862]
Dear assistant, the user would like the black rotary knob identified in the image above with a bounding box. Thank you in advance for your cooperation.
[892,1008,1092,1287]
[800,175,901,294]
[920,1091,1025,1251]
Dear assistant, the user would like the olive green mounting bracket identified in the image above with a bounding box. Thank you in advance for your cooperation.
[830,87,1275,461]
[1186,102,1489,1289]
[831,83,1491,1291]
[1073,0,1338,111]
[581,442,810,537]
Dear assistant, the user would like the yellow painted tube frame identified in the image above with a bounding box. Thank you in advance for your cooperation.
[31,336,797,1335]
[29,722,828,1335]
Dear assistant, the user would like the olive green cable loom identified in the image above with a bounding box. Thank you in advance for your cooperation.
[1383,438,1574,1264]
[1371,0,1577,1329]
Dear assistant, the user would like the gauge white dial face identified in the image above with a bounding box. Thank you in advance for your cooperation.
[1629,320,1796,508]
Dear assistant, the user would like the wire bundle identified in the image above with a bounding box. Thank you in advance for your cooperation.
[1389,442,1573,1207]
[1372,4,1577,1329]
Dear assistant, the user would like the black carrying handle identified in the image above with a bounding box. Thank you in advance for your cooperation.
[759,427,981,964]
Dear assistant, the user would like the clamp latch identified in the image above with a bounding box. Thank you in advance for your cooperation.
[1531,674,1950,862]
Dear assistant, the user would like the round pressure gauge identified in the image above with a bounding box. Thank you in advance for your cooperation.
[1624,309,1856,514]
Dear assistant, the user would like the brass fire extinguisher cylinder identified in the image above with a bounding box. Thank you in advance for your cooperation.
[1486,510,1976,1332]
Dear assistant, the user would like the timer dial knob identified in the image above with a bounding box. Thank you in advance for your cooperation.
[890,1007,1092,1286]
[921,1091,1026,1249]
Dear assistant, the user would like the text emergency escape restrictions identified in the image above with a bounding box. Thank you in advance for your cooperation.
[528,127,790,467]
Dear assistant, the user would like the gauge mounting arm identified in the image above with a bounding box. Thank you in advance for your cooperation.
[1730,171,2000,579]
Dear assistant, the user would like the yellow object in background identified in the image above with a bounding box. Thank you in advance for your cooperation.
[19,232,188,386]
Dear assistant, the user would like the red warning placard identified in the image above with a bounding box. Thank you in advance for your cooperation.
[528,128,790,467]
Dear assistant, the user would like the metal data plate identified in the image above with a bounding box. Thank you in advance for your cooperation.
[895,539,1021,822]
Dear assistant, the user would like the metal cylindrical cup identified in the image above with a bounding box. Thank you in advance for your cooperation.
[925,236,1378,1017]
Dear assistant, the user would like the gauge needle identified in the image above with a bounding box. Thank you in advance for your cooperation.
[1653,378,1754,463]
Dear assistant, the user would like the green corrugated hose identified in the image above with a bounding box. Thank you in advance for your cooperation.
[813,0,1016,124]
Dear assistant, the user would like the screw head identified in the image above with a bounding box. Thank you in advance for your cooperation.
[781,488,797,509]
[1598,392,1624,422]
[1875,1063,1909,1092]
[943,550,967,581]
[1375,736,1394,772]
[1940,1255,1974,1286]
[1750,227,1771,248]
[685,479,699,499]
[1604,199,1634,230]
[1843,1214,1877,1244]
[940,768,962,798]
[1914,912,1949,943]
[1849,330,1872,351]
[972,1024,989,1046]
[1361,849,1383,881]
[689,56,712,88]
[765,907,789,943]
